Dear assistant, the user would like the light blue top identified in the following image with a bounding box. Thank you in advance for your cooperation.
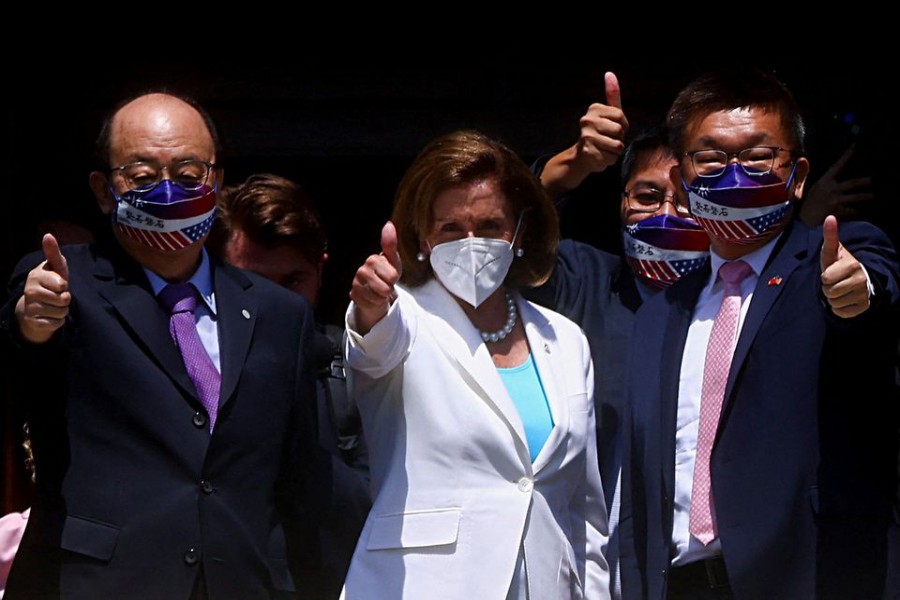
[498,353,554,462]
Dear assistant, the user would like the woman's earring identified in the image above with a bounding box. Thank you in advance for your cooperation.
[416,252,427,262]
[515,248,525,258]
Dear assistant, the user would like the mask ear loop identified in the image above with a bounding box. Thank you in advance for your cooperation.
[783,161,798,190]
[510,211,525,248]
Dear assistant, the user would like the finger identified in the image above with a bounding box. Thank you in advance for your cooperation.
[824,282,870,316]
[41,233,69,283]
[604,72,622,111]
[832,191,875,205]
[835,177,873,192]
[820,215,840,272]
[830,300,869,319]
[823,143,856,178]
[380,221,402,275]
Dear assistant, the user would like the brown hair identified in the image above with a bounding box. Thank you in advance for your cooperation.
[392,130,558,288]
[207,173,327,265]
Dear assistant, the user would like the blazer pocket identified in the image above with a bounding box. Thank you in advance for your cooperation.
[366,508,462,550]
[60,514,120,561]
[568,391,591,414]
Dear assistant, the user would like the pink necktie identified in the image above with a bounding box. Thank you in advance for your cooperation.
[690,260,753,545]
[158,283,221,433]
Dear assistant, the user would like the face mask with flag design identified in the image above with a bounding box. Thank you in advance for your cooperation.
[110,180,217,252]
[623,214,711,289]
[683,163,797,245]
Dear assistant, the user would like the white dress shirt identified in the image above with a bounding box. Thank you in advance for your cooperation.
[670,235,779,566]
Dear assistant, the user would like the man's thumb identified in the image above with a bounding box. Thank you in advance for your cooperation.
[42,233,69,281]
[820,215,840,271]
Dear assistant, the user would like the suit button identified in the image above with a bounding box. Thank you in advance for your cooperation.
[517,477,533,493]
[192,412,207,428]
[200,480,213,494]
[184,548,199,565]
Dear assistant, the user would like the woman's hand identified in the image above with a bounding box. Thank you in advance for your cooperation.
[350,221,403,335]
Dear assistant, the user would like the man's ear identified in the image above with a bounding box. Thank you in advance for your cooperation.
[214,166,225,190]
[791,157,810,201]
[89,171,116,215]
[669,163,689,208]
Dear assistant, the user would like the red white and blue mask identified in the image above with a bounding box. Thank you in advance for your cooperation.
[683,163,797,245]
[110,180,217,252]
[623,214,710,289]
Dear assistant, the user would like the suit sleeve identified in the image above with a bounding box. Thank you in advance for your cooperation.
[344,286,416,379]
[838,221,900,314]
[281,300,323,585]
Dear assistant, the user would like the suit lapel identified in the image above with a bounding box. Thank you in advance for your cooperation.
[94,253,198,400]
[724,225,807,405]
[523,298,571,475]
[660,267,708,502]
[213,263,257,410]
[415,281,531,462]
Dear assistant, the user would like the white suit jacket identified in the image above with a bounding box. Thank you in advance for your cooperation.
[342,279,610,599]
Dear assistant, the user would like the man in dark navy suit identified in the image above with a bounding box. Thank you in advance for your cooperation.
[619,68,900,600]
[1,92,319,599]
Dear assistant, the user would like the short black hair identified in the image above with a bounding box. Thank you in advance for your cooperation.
[667,67,805,157]
[620,123,673,188]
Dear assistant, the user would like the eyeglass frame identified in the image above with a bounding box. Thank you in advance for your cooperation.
[622,185,691,215]
[682,146,797,178]
[109,159,218,192]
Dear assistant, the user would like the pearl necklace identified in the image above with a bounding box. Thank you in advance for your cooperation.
[479,292,518,343]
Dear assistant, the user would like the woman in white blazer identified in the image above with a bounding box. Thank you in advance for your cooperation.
[342,130,610,600]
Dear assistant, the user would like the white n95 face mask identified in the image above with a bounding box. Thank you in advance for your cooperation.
[429,236,514,308]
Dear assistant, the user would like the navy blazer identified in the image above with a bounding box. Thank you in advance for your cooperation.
[525,239,642,508]
[619,218,900,599]
[1,242,319,600]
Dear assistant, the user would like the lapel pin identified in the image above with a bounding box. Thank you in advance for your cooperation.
[544,342,551,354]
[767,276,783,287]
[241,309,251,319]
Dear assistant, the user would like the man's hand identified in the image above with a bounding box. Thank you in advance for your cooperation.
[540,71,629,198]
[820,215,871,318]
[15,234,71,343]
[801,144,874,226]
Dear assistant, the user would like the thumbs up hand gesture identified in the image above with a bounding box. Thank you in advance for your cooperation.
[540,71,629,198]
[15,234,72,343]
[350,221,403,335]
[574,71,629,173]
[820,216,871,318]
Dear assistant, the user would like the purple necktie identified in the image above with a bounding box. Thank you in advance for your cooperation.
[689,259,753,545]
[158,283,221,433]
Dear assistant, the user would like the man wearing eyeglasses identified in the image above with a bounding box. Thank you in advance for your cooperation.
[528,74,710,600]
[619,68,900,599]
[0,92,320,599]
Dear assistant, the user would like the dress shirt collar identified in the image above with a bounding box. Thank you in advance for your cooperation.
[707,233,782,284]
[143,248,217,315]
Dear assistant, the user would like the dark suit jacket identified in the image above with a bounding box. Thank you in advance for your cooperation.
[308,325,371,599]
[620,219,900,599]
[525,239,642,509]
[0,242,319,600]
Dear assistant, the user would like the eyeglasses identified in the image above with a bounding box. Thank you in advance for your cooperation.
[684,146,796,178]
[623,185,690,215]
[110,159,217,192]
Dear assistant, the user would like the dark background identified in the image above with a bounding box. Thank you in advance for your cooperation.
[2,57,896,510]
